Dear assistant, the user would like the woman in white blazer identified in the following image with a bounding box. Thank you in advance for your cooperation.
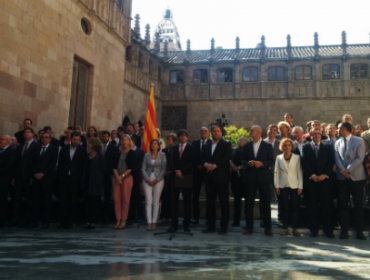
[274,138,303,237]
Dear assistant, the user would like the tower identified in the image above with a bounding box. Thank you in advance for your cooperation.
[151,9,182,51]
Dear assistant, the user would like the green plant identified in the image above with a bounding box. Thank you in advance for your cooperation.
[223,126,252,148]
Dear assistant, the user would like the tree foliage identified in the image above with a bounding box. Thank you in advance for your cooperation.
[223,126,252,147]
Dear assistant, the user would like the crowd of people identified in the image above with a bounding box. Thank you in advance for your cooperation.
[0,113,370,240]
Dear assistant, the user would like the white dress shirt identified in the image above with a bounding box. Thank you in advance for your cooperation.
[253,138,262,158]
[211,141,218,155]
[179,142,187,152]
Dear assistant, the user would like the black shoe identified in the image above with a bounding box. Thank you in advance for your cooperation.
[356,232,367,240]
[190,219,199,225]
[324,231,335,238]
[65,223,73,229]
[218,229,227,235]
[243,229,253,235]
[260,221,265,228]
[202,228,216,233]
[310,231,318,237]
[166,227,177,233]
[57,223,66,229]
[28,223,38,229]
[339,232,349,239]
[184,226,191,233]
[231,221,240,227]
[8,222,19,227]
[41,224,49,229]
[264,229,273,236]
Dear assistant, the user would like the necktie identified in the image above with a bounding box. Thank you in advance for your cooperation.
[201,141,206,151]
[41,146,46,156]
[179,144,184,159]
[315,144,319,158]
[344,139,347,154]
[22,142,29,155]
[102,144,107,154]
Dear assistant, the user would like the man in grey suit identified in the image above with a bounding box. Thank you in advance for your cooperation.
[334,122,367,240]
[262,124,282,226]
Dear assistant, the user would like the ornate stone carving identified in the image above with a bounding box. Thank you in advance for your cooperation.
[162,106,187,130]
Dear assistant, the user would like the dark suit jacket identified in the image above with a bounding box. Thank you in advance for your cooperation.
[104,142,119,176]
[301,141,334,181]
[201,139,232,185]
[173,144,196,176]
[82,153,105,196]
[16,141,41,182]
[242,140,274,185]
[192,139,212,167]
[0,146,17,183]
[34,145,58,181]
[133,147,145,176]
[58,145,87,185]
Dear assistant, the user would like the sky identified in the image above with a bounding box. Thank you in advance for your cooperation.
[132,0,370,50]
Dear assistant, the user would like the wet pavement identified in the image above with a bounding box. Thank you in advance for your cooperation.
[1,223,370,280]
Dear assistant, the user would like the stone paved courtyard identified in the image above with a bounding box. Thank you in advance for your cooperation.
[1,223,370,280]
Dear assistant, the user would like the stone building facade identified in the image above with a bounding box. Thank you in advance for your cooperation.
[157,34,370,140]
[0,0,132,135]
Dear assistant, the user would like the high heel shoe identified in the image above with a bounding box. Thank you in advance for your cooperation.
[118,220,126,229]
[147,223,152,231]
[152,223,156,230]
[114,220,121,229]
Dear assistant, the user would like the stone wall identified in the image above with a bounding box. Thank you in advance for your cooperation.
[0,0,131,136]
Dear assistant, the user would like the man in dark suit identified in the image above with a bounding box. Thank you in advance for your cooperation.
[125,123,142,149]
[191,126,212,224]
[12,128,41,227]
[242,125,274,236]
[304,120,328,142]
[0,135,17,227]
[100,130,118,221]
[128,135,145,223]
[168,129,196,233]
[201,125,232,234]
[334,122,367,240]
[301,127,334,238]
[31,132,58,228]
[14,118,34,145]
[292,126,304,156]
[58,132,87,229]
[43,126,60,147]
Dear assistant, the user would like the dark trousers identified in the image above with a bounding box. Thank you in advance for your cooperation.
[85,194,100,224]
[230,176,244,222]
[309,180,332,233]
[337,179,365,233]
[205,176,229,230]
[0,179,11,224]
[103,174,112,218]
[245,181,271,230]
[192,171,205,221]
[172,187,192,228]
[59,177,80,226]
[32,177,53,224]
[12,179,32,224]
[128,173,144,221]
[160,176,172,220]
[279,187,299,229]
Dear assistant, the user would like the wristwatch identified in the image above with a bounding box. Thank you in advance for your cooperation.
[121,174,125,178]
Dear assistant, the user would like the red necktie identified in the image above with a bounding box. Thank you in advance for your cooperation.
[179,144,184,159]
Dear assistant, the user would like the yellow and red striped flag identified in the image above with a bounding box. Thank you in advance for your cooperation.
[142,84,157,153]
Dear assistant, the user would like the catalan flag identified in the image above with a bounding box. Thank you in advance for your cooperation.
[142,84,157,153]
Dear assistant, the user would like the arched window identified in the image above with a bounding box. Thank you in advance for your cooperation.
[243,67,258,82]
[218,68,233,83]
[323,64,340,79]
[125,46,132,62]
[169,70,184,84]
[138,52,144,70]
[193,69,208,83]
[268,67,285,81]
[350,64,368,79]
[295,66,312,80]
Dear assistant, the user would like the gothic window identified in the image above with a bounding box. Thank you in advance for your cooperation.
[323,64,340,79]
[218,68,233,83]
[169,70,184,84]
[125,46,132,62]
[69,59,90,127]
[350,64,368,79]
[117,0,123,10]
[295,66,312,80]
[138,52,144,70]
[243,67,258,82]
[193,69,208,83]
[162,106,187,130]
[268,67,285,81]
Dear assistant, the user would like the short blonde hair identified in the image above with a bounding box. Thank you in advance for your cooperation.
[120,134,133,149]
[277,121,291,134]
[279,138,296,152]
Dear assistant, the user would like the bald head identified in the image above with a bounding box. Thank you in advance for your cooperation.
[250,125,262,142]
[0,135,11,148]
[200,126,210,140]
